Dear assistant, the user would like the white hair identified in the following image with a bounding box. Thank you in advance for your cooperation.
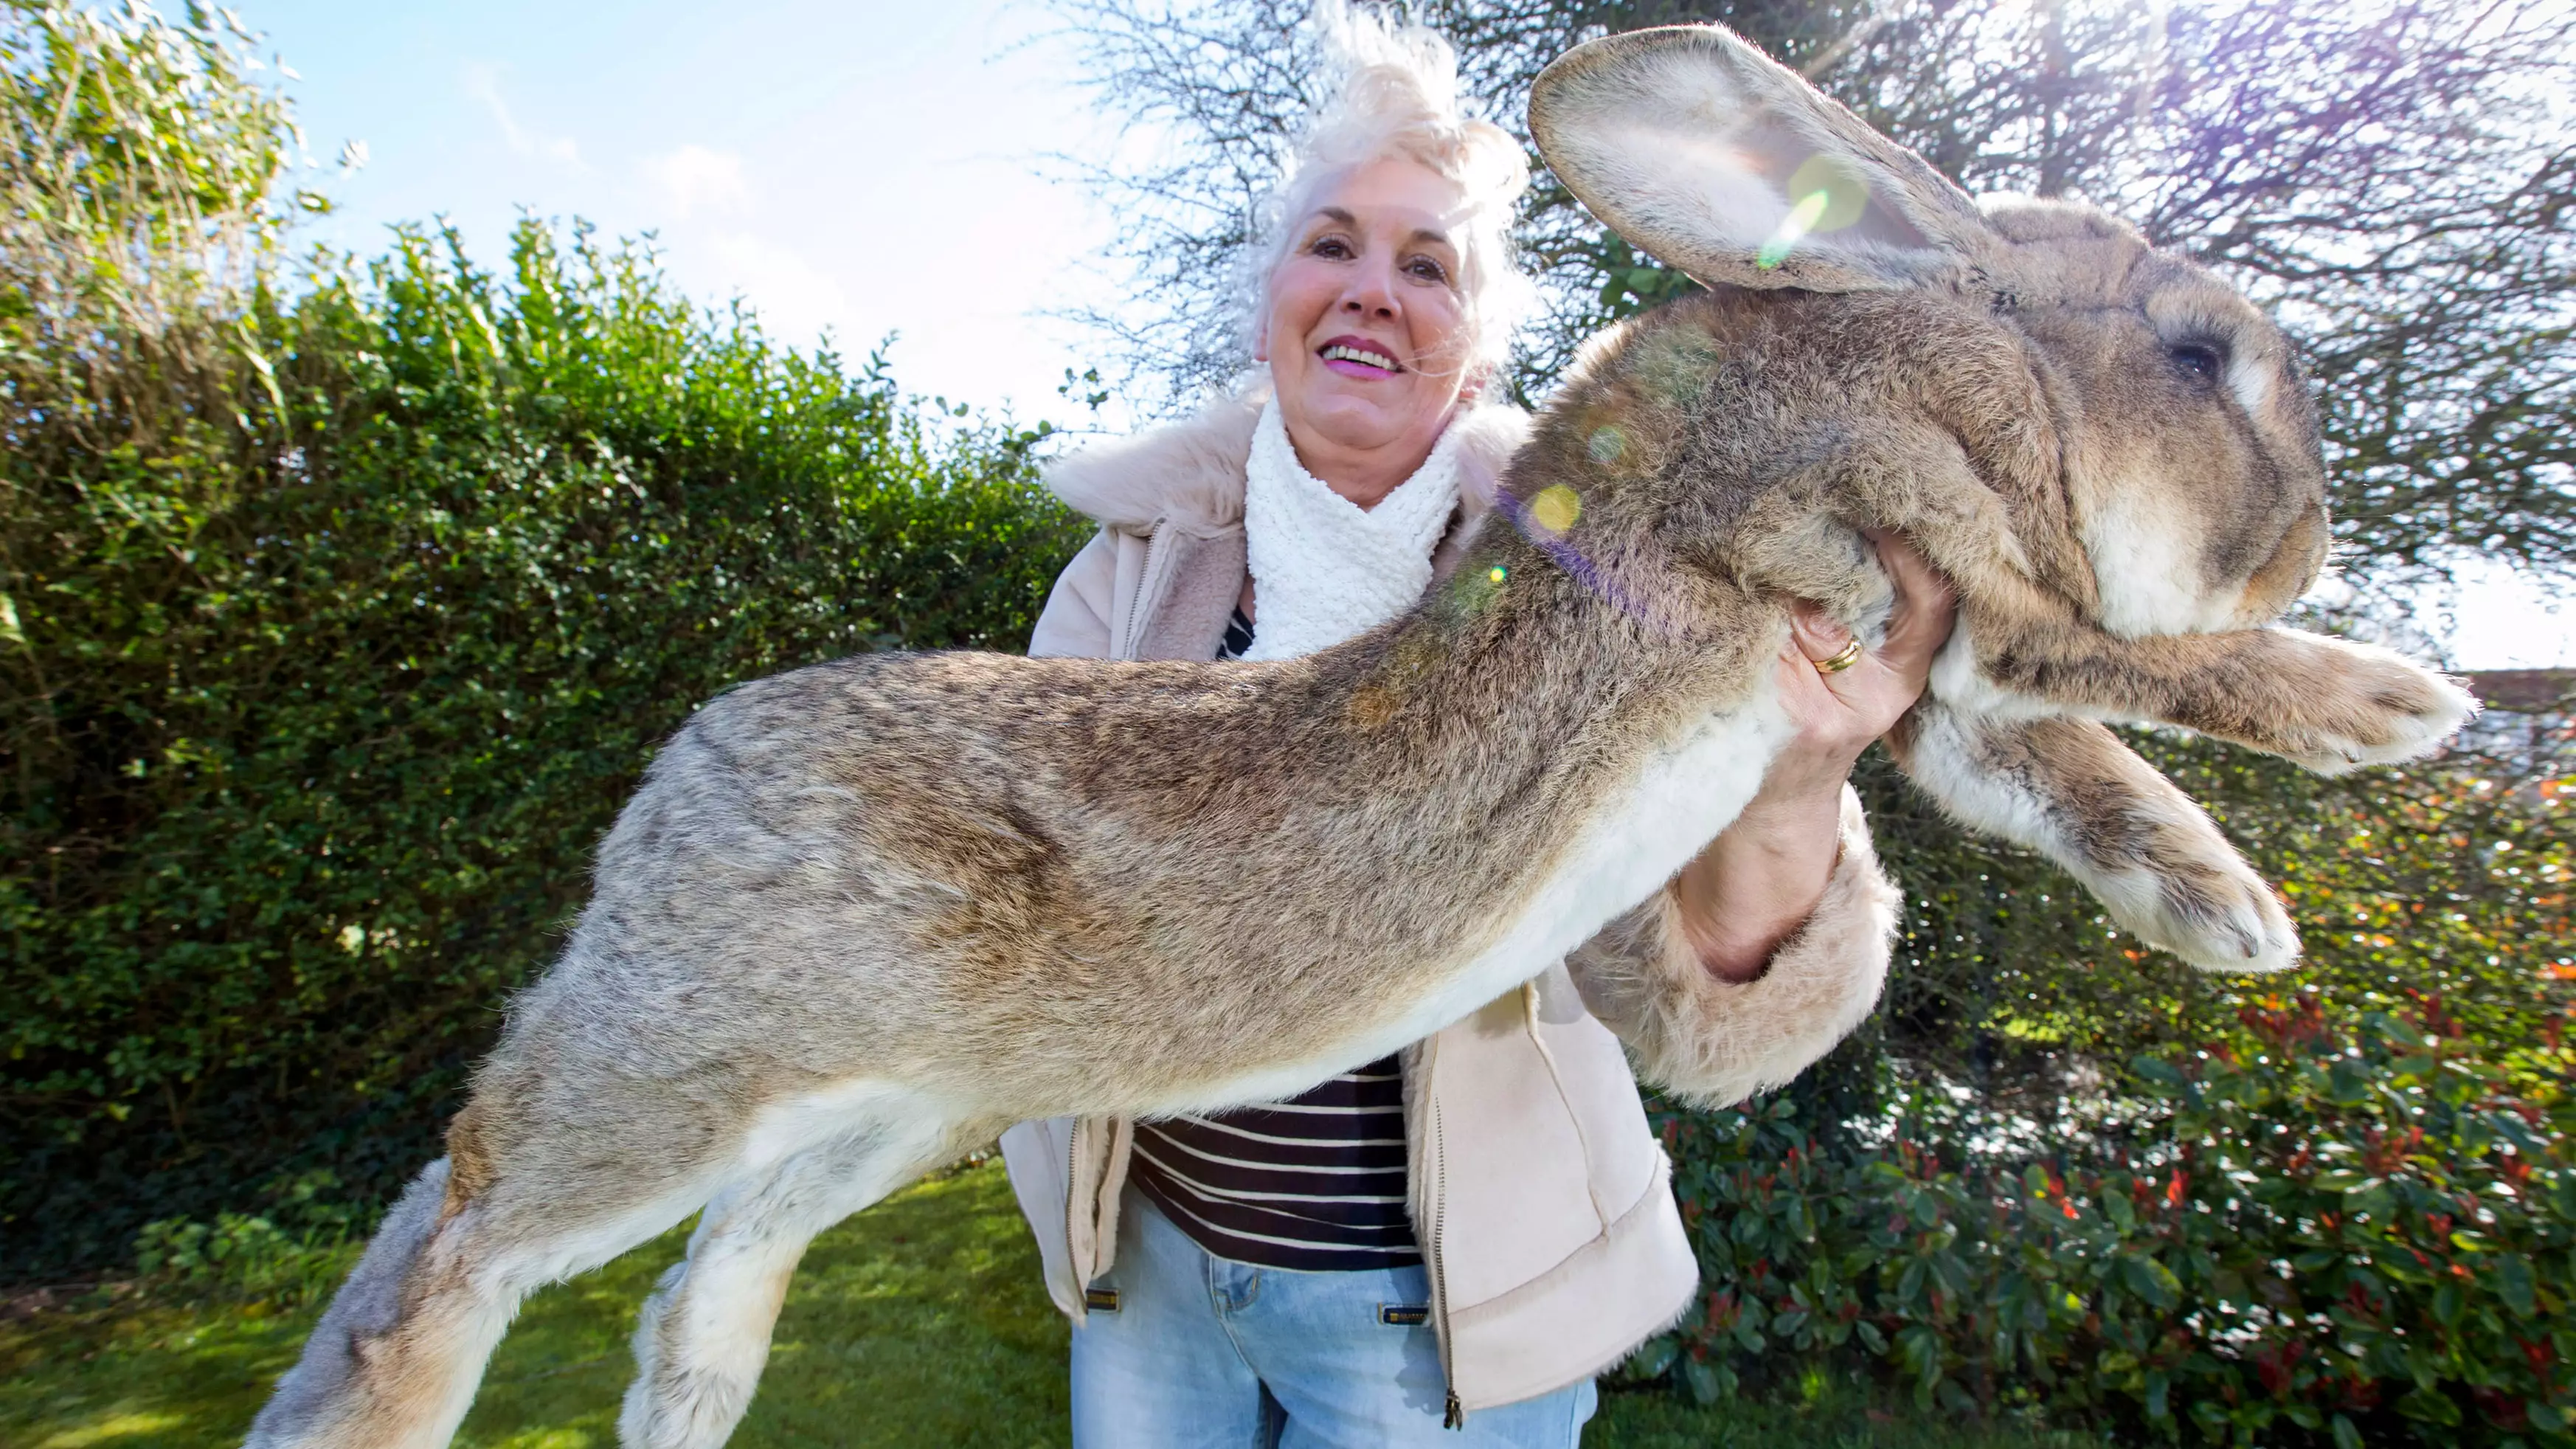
[1245,1,1534,384]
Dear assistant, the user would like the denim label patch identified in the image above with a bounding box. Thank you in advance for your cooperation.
[1084,1287,1122,1312]
[1377,1304,1430,1326]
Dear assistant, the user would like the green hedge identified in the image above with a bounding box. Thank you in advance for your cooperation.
[0,220,1088,1275]
[1635,999,2576,1445]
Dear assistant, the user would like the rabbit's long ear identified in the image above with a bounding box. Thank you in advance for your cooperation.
[1529,25,1992,294]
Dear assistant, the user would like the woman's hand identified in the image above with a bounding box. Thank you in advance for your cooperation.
[1764,531,1959,800]
[1671,533,1956,981]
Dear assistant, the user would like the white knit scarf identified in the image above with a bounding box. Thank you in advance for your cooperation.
[1239,396,1463,662]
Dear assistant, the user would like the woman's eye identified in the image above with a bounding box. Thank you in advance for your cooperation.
[2167,341,2225,386]
[1406,257,1450,283]
[1311,236,1352,259]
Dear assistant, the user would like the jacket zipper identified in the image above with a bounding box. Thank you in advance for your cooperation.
[1427,1096,1464,1430]
[1067,1118,1087,1310]
[1121,522,1170,660]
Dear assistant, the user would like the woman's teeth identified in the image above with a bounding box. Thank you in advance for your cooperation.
[1321,344,1399,371]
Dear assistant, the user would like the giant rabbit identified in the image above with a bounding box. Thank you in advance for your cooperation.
[246,23,2473,1449]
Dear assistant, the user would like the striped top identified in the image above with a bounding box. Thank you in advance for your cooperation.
[1129,1059,1419,1270]
[1126,604,1422,1271]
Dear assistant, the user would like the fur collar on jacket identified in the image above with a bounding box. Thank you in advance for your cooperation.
[1043,384,1531,536]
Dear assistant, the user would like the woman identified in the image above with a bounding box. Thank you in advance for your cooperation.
[1000,11,1952,1445]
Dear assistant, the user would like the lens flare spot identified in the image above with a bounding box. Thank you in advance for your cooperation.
[1587,425,1624,464]
[1759,156,1871,269]
[1757,189,1832,270]
[1787,153,1872,231]
[1530,485,1582,534]
[1486,564,1507,584]
[1349,685,1398,727]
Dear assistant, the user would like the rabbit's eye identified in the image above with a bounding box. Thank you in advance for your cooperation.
[2167,342,2226,386]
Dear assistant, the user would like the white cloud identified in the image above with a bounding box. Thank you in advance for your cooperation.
[702,230,850,339]
[462,61,581,165]
[646,144,751,218]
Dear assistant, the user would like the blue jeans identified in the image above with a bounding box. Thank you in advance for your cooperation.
[1070,1189,1596,1448]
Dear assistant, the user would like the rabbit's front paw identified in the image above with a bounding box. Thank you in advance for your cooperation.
[2296,647,2478,774]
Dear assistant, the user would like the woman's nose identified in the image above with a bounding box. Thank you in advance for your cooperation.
[1340,261,1399,317]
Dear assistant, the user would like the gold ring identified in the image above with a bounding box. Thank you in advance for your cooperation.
[1815,637,1865,674]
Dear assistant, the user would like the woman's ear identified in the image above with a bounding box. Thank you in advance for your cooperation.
[1252,311,1271,364]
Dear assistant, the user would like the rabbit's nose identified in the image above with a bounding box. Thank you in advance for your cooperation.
[2237,501,2330,623]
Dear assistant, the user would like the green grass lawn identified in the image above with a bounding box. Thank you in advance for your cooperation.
[1,1161,2094,1448]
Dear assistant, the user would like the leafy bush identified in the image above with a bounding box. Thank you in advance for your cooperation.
[0,214,1087,1275]
[1841,733,2576,1085]
[1,0,312,381]
[131,1208,358,1309]
[122,1164,367,1307]
[1,40,1090,1278]
[0,0,1095,1288]
[1641,1001,2576,1445]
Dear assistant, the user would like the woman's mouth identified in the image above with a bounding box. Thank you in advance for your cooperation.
[1318,339,1402,378]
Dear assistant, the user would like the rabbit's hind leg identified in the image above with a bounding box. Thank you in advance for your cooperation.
[1892,705,2299,972]
[246,1149,718,1449]
[619,1086,989,1449]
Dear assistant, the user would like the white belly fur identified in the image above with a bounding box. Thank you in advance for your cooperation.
[1155,673,1798,1114]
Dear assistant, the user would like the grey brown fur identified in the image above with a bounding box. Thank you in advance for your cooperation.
[246,24,2473,1449]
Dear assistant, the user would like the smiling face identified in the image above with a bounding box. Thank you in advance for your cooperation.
[1256,156,1480,505]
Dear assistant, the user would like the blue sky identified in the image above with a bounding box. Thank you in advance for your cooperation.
[251,0,1116,426]
[235,0,2566,668]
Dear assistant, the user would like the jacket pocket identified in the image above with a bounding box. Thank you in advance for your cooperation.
[1529,964,1664,1225]
[1424,989,1609,1311]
